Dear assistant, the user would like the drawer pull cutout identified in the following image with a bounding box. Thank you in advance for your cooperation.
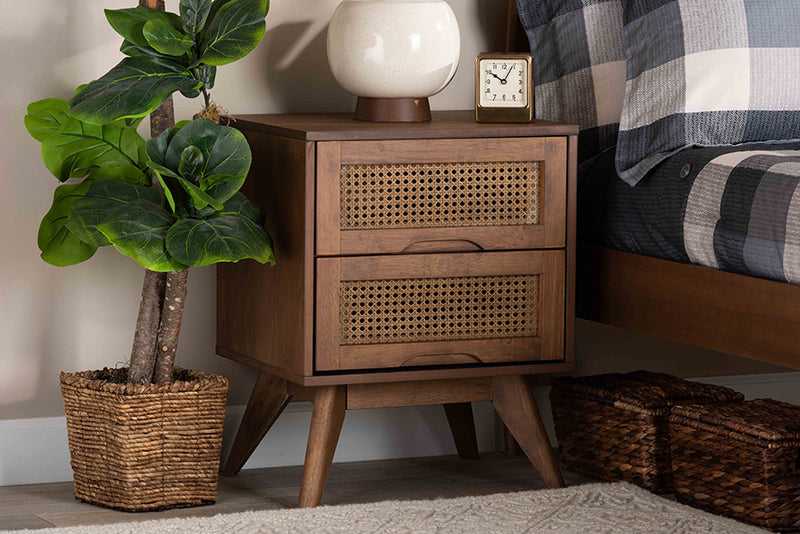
[400,354,483,366]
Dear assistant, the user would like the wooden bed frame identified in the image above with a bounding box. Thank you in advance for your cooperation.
[506,0,800,371]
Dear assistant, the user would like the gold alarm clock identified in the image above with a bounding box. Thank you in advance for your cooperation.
[475,53,533,123]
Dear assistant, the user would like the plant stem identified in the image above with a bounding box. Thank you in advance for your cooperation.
[126,0,173,385]
[153,270,189,384]
[202,86,211,112]
[127,269,166,384]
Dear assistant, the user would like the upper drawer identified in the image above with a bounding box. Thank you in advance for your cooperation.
[316,137,567,255]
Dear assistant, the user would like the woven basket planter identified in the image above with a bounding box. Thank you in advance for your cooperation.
[60,368,229,512]
[670,399,800,532]
[550,370,743,493]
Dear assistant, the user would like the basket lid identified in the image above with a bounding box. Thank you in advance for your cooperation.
[671,399,800,443]
[551,370,744,413]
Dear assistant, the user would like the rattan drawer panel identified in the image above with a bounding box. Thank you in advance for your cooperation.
[340,161,539,230]
[316,250,565,371]
[316,138,567,255]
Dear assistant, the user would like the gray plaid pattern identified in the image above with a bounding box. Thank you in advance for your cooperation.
[684,149,800,283]
[617,0,800,186]
[517,0,626,162]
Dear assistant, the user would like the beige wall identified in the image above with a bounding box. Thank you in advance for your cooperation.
[0,0,785,421]
[0,0,506,420]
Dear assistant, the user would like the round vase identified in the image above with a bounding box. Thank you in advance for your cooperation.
[327,0,461,121]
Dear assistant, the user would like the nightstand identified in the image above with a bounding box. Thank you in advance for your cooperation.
[217,111,578,507]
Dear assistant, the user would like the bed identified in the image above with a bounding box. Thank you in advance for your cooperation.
[507,0,800,371]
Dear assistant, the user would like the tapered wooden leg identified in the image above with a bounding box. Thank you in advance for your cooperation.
[221,371,291,477]
[443,403,480,460]
[492,375,564,488]
[298,385,347,508]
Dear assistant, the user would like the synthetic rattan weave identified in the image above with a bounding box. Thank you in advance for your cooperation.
[60,368,229,512]
[340,161,540,230]
[670,399,800,532]
[550,371,744,493]
[339,274,539,345]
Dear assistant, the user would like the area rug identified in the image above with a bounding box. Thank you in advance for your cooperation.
[4,482,768,534]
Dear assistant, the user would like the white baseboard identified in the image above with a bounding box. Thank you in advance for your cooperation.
[2,371,799,487]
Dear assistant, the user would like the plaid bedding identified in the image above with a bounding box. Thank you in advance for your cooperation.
[580,142,800,284]
[517,0,626,163]
[616,0,800,185]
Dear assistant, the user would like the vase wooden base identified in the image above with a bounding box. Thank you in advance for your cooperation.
[354,97,431,122]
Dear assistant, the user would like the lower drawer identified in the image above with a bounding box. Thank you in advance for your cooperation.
[315,250,565,372]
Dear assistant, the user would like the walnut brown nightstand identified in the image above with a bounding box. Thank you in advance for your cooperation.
[216,111,578,507]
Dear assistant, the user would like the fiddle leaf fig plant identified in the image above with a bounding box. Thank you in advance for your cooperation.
[26,0,272,386]
[70,0,268,123]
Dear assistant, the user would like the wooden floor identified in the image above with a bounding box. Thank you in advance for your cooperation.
[0,453,592,531]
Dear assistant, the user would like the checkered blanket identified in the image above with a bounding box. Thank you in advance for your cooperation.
[580,142,800,284]
[616,0,800,185]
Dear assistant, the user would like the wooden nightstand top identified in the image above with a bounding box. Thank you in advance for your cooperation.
[231,110,578,142]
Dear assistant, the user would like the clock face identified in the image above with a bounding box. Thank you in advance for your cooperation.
[479,58,528,108]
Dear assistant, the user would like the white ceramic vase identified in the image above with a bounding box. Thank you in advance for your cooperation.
[327,0,461,121]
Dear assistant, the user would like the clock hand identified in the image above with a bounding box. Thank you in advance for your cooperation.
[488,72,504,82]
[501,65,515,83]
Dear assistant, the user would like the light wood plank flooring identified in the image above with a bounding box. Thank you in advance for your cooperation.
[0,453,592,531]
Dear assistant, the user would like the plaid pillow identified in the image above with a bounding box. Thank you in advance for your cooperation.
[517,0,626,163]
[616,0,800,185]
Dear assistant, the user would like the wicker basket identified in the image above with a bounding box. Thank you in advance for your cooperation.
[550,370,744,493]
[60,368,229,512]
[670,399,800,532]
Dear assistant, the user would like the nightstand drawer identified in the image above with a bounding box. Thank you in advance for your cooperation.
[315,250,565,372]
[316,138,567,255]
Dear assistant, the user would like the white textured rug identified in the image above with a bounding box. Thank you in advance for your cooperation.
[4,482,768,534]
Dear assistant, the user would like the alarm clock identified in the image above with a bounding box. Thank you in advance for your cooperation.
[475,53,533,123]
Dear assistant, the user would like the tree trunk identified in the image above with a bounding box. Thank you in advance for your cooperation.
[127,269,166,384]
[153,269,189,384]
[127,0,174,385]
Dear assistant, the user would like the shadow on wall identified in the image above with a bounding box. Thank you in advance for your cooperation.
[476,0,507,53]
[261,22,355,114]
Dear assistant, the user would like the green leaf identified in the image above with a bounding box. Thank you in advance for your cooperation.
[166,210,274,267]
[199,64,216,90]
[179,145,204,178]
[220,191,264,224]
[143,19,194,57]
[181,0,213,35]
[180,86,203,99]
[105,7,183,48]
[168,119,251,179]
[146,118,251,205]
[97,199,186,272]
[24,99,71,142]
[120,39,162,59]
[38,182,97,267]
[199,0,268,66]
[40,117,147,182]
[69,57,202,124]
[67,180,162,247]
[200,174,245,206]
[153,171,177,214]
[87,164,148,185]
[175,174,224,211]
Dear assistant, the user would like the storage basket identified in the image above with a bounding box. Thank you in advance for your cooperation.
[550,370,743,493]
[670,399,800,532]
[60,368,229,512]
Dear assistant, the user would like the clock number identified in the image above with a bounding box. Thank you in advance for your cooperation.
[502,94,506,101]
[493,94,497,101]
